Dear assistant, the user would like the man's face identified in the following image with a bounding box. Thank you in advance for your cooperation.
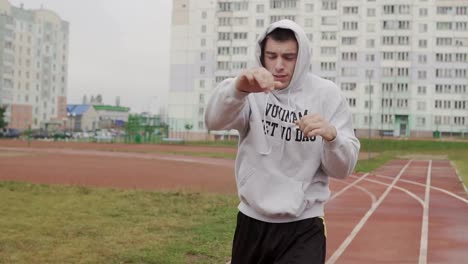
[263,37,298,89]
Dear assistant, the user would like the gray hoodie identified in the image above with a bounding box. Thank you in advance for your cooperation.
[205,20,360,223]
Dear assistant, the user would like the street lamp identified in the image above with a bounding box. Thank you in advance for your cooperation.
[366,70,373,160]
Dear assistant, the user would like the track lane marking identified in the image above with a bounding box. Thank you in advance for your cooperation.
[326,160,412,264]
[419,160,432,264]
[374,174,468,204]
[329,173,371,201]
[349,175,424,207]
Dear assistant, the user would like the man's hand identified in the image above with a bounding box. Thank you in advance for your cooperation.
[295,114,337,142]
[236,67,283,93]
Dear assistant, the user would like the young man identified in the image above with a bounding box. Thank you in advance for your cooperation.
[205,20,360,264]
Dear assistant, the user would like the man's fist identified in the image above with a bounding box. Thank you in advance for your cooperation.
[295,114,337,142]
[236,67,283,93]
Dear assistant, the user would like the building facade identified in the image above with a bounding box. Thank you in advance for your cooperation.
[66,104,99,132]
[168,0,468,138]
[0,0,69,130]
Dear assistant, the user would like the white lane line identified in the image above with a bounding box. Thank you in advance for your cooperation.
[349,175,424,207]
[331,176,376,204]
[374,174,468,204]
[419,160,432,264]
[326,160,412,264]
[0,146,233,167]
[329,173,370,201]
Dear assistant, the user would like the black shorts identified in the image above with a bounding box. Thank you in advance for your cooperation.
[231,212,326,264]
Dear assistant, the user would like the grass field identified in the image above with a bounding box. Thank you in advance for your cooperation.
[1,138,467,263]
[0,182,238,264]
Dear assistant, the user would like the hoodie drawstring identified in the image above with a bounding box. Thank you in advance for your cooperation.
[259,93,272,155]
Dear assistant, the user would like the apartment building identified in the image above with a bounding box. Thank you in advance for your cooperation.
[169,0,468,138]
[0,0,69,130]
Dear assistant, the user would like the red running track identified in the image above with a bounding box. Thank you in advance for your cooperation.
[326,159,468,264]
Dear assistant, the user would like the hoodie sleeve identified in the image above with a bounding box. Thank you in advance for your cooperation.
[204,78,250,132]
[321,93,361,179]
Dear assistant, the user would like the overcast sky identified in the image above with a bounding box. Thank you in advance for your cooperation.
[10,0,173,113]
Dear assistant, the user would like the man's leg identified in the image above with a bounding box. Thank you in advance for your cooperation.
[274,217,326,264]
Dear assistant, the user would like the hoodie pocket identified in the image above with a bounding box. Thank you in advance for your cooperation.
[238,166,307,218]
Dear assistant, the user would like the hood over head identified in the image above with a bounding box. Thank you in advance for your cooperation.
[255,19,312,92]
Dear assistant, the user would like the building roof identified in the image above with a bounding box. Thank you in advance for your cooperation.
[67,104,90,116]
[93,105,130,112]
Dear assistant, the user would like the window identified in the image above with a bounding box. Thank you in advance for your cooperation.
[364,116,373,125]
[417,86,426,95]
[322,0,337,10]
[320,62,336,71]
[366,39,375,48]
[322,32,336,41]
[256,4,264,13]
[342,21,358,30]
[436,37,452,46]
[322,16,337,25]
[341,83,356,91]
[418,55,427,64]
[417,101,426,110]
[419,39,427,48]
[416,117,426,127]
[200,52,205,61]
[200,38,206,47]
[419,23,428,33]
[320,47,336,56]
[202,11,207,19]
[347,98,356,107]
[341,67,357,77]
[305,4,314,12]
[419,8,428,16]
[341,37,357,45]
[341,52,357,61]
[437,22,452,30]
[343,6,358,14]
[367,8,376,17]
[200,66,205,74]
[256,19,264,28]
[437,6,452,15]
[199,80,205,89]
[366,54,375,62]
[383,5,395,15]
[365,85,374,94]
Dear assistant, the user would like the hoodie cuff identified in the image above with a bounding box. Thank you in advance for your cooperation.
[227,78,250,101]
[323,132,344,150]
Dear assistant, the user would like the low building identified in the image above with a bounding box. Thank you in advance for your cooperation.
[93,105,130,129]
[66,104,98,132]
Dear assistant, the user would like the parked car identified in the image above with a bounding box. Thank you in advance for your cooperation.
[31,130,51,139]
[52,131,72,140]
[0,128,21,138]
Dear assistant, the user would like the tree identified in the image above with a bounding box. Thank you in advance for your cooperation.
[184,123,193,131]
[0,106,7,129]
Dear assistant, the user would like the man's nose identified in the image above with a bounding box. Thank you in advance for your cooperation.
[275,58,284,71]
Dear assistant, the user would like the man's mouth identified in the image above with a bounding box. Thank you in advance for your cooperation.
[273,74,288,81]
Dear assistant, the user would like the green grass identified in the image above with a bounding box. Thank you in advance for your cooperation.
[0,182,238,264]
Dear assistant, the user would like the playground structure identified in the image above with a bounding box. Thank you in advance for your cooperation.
[124,114,168,144]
